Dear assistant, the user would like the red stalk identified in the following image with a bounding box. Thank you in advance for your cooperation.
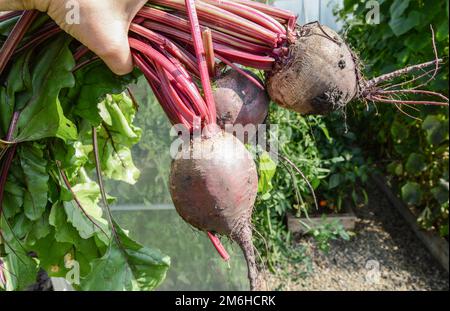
[156,64,194,128]
[287,16,297,33]
[133,52,161,84]
[215,54,265,90]
[0,111,20,221]
[73,46,90,62]
[232,0,296,23]
[142,21,274,70]
[196,18,271,46]
[202,28,215,77]
[133,52,181,126]
[133,16,146,24]
[185,0,216,124]
[130,23,200,76]
[0,10,38,75]
[14,25,61,55]
[155,51,200,121]
[0,145,17,218]
[0,11,22,22]
[130,38,209,119]
[208,27,273,54]
[138,7,272,53]
[150,0,278,46]
[72,56,100,73]
[184,12,278,48]
[213,43,274,70]
[136,58,172,108]
[207,232,230,262]
[202,0,286,35]
[160,47,195,83]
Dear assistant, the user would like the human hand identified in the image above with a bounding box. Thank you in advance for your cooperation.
[0,0,148,75]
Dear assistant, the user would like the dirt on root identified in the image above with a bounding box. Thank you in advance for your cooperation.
[265,184,449,291]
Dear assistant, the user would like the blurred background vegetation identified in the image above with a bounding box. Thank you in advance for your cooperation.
[338,0,449,237]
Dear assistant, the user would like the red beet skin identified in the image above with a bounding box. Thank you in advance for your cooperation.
[268,24,359,115]
[169,131,260,289]
[214,69,269,128]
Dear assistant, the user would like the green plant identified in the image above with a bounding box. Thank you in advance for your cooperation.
[113,209,250,290]
[305,217,351,253]
[105,79,173,205]
[318,113,371,210]
[338,0,449,237]
[252,104,367,274]
[0,32,169,291]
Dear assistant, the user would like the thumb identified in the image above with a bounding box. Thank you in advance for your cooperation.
[93,26,134,76]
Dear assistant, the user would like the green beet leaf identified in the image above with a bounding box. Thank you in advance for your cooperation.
[1,180,24,219]
[62,182,110,245]
[19,143,49,221]
[95,94,142,184]
[1,246,38,291]
[80,223,170,291]
[14,35,77,143]
[73,63,138,126]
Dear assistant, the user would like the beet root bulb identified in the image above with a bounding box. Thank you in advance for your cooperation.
[213,69,269,129]
[267,23,359,115]
[169,131,260,289]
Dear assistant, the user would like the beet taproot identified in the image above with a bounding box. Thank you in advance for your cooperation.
[169,130,260,289]
[267,23,359,115]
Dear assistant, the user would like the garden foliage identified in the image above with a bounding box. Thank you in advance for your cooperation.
[338,0,449,237]
[0,26,169,290]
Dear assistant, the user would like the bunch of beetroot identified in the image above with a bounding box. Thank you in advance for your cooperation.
[1,0,448,291]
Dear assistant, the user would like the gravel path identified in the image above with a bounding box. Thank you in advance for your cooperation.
[266,184,449,291]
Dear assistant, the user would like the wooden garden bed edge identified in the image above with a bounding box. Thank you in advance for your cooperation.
[286,204,357,235]
[371,173,449,273]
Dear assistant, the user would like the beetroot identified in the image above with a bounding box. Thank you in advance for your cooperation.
[267,23,359,115]
[213,69,269,129]
[169,130,260,290]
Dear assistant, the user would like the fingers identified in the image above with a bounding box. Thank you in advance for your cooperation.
[93,0,147,75]
[126,0,149,21]
[65,17,134,76]
[15,0,148,76]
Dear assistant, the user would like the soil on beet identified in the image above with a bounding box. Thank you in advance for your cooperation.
[267,23,359,115]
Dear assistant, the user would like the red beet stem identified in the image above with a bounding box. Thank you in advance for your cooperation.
[141,21,274,70]
[232,0,296,23]
[0,11,22,22]
[130,37,209,120]
[207,232,230,261]
[0,10,38,75]
[202,0,286,35]
[130,22,200,76]
[150,0,279,46]
[202,28,216,77]
[138,6,273,53]
[185,0,216,124]
[215,54,265,90]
